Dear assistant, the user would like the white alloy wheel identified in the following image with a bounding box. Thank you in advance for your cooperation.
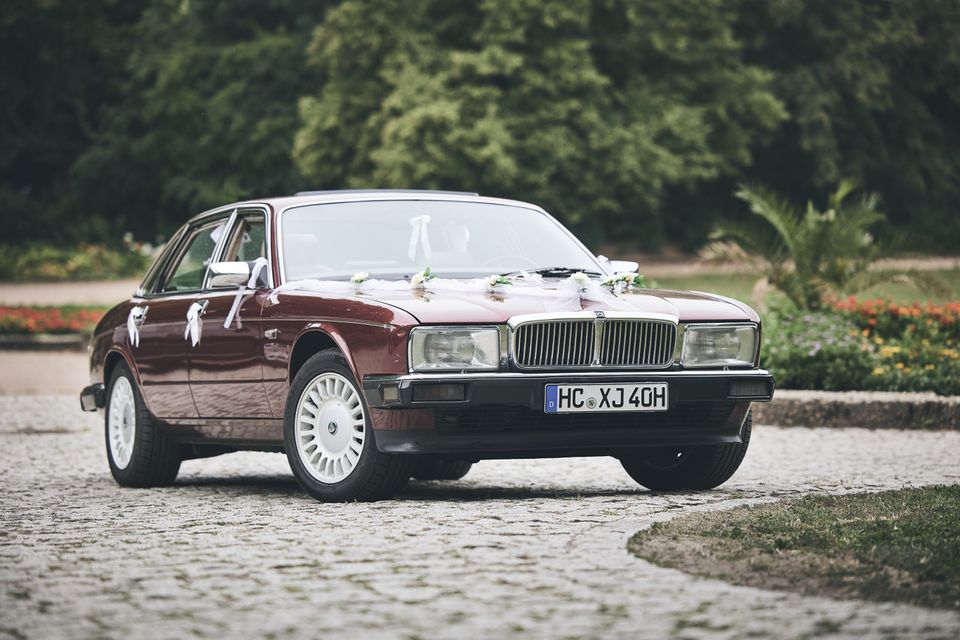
[108,376,137,469]
[295,372,366,484]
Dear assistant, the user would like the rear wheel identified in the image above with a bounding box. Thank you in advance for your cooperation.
[105,362,181,487]
[412,459,473,481]
[619,410,752,491]
[284,350,413,502]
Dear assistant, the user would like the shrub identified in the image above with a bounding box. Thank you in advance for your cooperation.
[762,310,875,391]
[0,306,105,335]
[0,243,153,282]
[763,301,960,395]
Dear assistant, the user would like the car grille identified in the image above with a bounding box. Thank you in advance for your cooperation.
[512,319,676,369]
[434,402,737,432]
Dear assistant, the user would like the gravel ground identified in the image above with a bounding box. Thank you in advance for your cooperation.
[2,397,959,640]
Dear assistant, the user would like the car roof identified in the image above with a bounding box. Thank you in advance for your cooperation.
[188,189,545,223]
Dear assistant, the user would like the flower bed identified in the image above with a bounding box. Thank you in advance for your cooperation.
[763,298,960,396]
[0,306,105,335]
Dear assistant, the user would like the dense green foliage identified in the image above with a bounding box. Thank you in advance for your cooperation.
[3,0,959,249]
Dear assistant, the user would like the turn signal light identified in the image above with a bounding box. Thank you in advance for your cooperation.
[728,379,771,398]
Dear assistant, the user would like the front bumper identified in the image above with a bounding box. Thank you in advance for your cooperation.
[362,370,774,457]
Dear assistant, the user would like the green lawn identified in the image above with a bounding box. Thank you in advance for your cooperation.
[654,268,960,305]
[629,486,960,610]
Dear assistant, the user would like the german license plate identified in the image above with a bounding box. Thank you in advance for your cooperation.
[544,383,668,413]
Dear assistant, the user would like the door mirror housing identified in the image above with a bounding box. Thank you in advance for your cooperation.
[208,261,250,288]
[608,259,640,273]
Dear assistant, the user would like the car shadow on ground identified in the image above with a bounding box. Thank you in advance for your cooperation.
[170,474,645,502]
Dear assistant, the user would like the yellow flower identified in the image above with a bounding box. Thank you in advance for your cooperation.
[895,362,905,369]
[922,339,930,346]
[872,367,886,376]
[861,329,870,337]
[925,364,936,370]
[874,337,884,345]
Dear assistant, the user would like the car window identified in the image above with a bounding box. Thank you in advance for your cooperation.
[222,214,266,263]
[161,220,226,292]
[280,200,599,280]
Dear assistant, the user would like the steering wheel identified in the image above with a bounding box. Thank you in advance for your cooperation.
[479,255,538,269]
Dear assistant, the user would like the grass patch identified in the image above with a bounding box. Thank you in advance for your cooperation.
[629,486,960,610]
[655,268,960,305]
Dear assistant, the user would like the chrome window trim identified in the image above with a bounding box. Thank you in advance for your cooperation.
[274,197,605,286]
[138,203,273,299]
[508,311,680,371]
[679,322,760,369]
[203,206,274,291]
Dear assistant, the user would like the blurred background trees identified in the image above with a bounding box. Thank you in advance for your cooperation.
[2,0,959,251]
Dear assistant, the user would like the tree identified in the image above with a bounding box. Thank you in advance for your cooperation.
[294,0,786,248]
[63,0,332,242]
[708,182,886,310]
[736,0,960,251]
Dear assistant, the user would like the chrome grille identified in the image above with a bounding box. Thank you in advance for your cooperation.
[600,320,676,366]
[513,320,593,368]
[512,317,676,369]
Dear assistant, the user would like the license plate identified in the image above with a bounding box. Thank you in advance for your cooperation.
[544,383,668,413]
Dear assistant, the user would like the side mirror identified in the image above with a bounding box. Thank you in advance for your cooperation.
[608,259,640,274]
[208,261,250,288]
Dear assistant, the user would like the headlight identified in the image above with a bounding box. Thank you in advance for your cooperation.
[409,327,500,372]
[681,324,758,368]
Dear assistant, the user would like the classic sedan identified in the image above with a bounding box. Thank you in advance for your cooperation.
[81,189,774,502]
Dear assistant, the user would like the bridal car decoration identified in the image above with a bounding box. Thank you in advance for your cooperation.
[81,189,773,503]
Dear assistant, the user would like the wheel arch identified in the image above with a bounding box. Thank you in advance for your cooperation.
[289,328,354,383]
[104,348,139,387]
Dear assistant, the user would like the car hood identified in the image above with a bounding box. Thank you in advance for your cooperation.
[361,286,758,324]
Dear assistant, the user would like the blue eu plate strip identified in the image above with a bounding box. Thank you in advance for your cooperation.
[544,385,558,413]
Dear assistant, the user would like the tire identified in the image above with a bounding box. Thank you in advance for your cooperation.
[284,350,413,502]
[105,361,181,487]
[619,409,753,491]
[412,459,473,481]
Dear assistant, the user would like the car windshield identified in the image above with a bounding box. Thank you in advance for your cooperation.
[280,200,600,281]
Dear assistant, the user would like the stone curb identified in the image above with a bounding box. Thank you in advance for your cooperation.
[754,389,960,430]
[0,333,88,351]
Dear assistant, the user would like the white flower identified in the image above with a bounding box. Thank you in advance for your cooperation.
[569,271,591,289]
[410,267,434,289]
[351,272,370,284]
[486,274,512,289]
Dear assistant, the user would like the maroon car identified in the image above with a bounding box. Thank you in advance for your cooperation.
[80,190,774,501]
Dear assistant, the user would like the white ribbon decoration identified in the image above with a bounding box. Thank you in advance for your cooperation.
[407,215,432,261]
[126,307,143,347]
[223,257,270,329]
[267,272,632,312]
[184,301,204,347]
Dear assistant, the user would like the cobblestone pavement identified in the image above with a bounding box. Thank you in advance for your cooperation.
[2,397,959,640]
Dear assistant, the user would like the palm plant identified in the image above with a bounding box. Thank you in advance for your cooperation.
[705,181,886,310]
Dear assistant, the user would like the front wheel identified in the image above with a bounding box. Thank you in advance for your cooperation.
[619,410,752,491]
[284,350,413,502]
[105,362,181,487]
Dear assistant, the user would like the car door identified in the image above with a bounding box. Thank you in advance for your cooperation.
[135,215,231,418]
[187,208,274,419]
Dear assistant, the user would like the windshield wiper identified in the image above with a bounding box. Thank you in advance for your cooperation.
[500,267,603,278]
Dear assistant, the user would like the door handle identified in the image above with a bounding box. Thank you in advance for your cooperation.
[133,305,149,325]
[264,328,280,340]
[196,299,210,315]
